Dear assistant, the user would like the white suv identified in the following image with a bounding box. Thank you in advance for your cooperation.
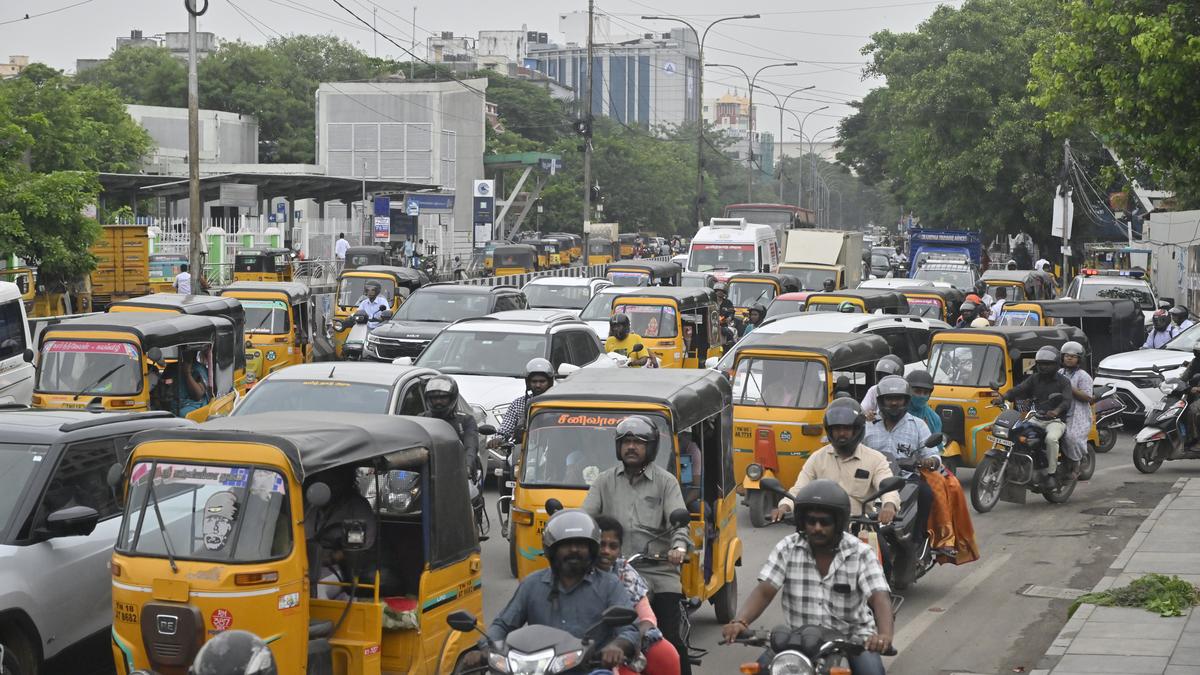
[1064,270,1162,325]
[1095,323,1198,427]
[521,277,611,318]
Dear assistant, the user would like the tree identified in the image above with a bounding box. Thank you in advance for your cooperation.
[837,0,1098,238]
[1031,1,1200,206]
[76,45,187,107]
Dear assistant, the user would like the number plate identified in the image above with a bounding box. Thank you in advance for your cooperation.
[987,435,1014,446]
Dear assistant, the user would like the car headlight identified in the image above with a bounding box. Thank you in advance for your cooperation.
[505,648,556,675]
[770,650,814,675]
[547,649,584,674]
[746,463,764,481]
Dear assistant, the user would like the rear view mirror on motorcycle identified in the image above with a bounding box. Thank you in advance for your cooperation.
[478,424,497,436]
[864,476,905,504]
[924,433,945,448]
[600,606,639,627]
[668,508,691,527]
[306,482,331,507]
[446,610,480,634]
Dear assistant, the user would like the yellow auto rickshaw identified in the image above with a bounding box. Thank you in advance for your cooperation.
[221,281,336,385]
[344,245,397,270]
[611,287,725,368]
[233,248,294,282]
[148,253,188,293]
[927,325,1098,473]
[508,368,741,622]
[333,265,426,357]
[587,238,616,266]
[547,233,581,263]
[0,266,93,317]
[896,286,965,323]
[995,298,1144,364]
[493,244,538,276]
[618,233,639,259]
[980,269,1056,304]
[32,312,238,420]
[109,293,249,393]
[605,260,683,287]
[109,412,482,675]
[730,331,892,526]
[726,273,801,319]
[804,288,910,314]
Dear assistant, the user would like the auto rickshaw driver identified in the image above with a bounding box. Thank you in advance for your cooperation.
[357,280,389,330]
[307,464,379,600]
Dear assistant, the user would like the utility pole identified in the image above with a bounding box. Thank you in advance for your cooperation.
[582,0,594,257]
[1061,139,1071,279]
[411,7,416,79]
[185,0,204,288]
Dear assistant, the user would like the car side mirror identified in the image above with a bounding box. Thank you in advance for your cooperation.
[41,505,100,539]
[22,348,34,363]
[668,508,691,527]
[601,606,639,626]
[545,498,564,515]
[306,482,331,508]
[446,610,479,633]
[924,433,945,448]
[392,357,414,366]
[917,344,928,359]
[557,363,580,377]
[478,424,497,436]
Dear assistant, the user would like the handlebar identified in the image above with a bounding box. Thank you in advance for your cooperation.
[626,551,691,565]
[726,629,897,657]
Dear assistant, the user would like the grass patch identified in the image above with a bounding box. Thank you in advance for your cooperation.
[1071,574,1200,617]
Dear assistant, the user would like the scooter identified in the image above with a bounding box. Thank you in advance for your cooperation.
[874,434,945,591]
[1094,383,1125,454]
[1132,376,1200,473]
[335,308,391,360]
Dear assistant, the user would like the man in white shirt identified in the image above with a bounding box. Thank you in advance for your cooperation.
[174,263,192,295]
[334,233,350,261]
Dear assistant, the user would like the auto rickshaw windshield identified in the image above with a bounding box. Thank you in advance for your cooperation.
[37,340,142,396]
[615,305,677,338]
[521,411,673,488]
[243,300,291,334]
[116,460,292,562]
[337,277,396,307]
[928,342,1006,387]
[733,357,827,408]
[905,296,942,318]
[728,281,777,307]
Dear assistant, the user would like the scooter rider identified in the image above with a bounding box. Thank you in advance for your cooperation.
[583,415,693,675]
[1174,343,1200,450]
[863,376,937,551]
[955,301,979,328]
[771,398,901,525]
[355,280,389,330]
[1144,309,1175,349]
[470,509,639,671]
[993,347,1072,485]
[605,313,650,367]
[421,375,479,477]
[723,480,895,675]
[862,355,905,420]
[490,358,556,448]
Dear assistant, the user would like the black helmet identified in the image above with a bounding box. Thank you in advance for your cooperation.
[1035,346,1060,364]
[791,479,852,539]
[823,398,866,456]
[1152,309,1170,330]
[822,278,836,291]
[423,375,459,417]
[875,354,904,377]
[541,509,601,561]
[610,313,630,328]
[906,369,935,392]
[189,630,277,675]
[876,375,911,423]
[614,414,660,463]
[748,303,767,322]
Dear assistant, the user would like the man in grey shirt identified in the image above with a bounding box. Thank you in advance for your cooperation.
[583,415,692,675]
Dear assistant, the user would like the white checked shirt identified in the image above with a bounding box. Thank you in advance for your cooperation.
[758,532,890,642]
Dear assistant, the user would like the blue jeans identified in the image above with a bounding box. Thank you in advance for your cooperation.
[848,651,886,675]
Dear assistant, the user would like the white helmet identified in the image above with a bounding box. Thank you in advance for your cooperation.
[1060,341,1085,357]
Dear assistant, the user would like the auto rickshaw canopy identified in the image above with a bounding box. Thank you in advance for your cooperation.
[737,330,892,369]
[494,244,538,267]
[806,288,910,314]
[354,264,428,291]
[943,324,1091,368]
[895,285,965,321]
[617,285,716,308]
[728,273,801,294]
[41,311,233,353]
[980,269,1056,300]
[344,245,391,269]
[221,280,312,303]
[539,368,731,430]
[998,298,1141,363]
[235,248,291,270]
[605,260,683,286]
[109,293,247,367]
[138,411,478,565]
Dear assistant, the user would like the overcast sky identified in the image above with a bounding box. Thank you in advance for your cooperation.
[2,0,959,143]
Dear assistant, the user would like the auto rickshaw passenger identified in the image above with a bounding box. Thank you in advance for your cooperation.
[605,313,649,366]
[973,280,994,309]
[421,375,479,477]
[862,355,905,421]
[771,398,900,524]
[1058,341,1093,481]
[741,303,766,337]
[1171,305,1195,332]
[990,286,1009,317]
[179,347,211,416]
[993,347,1072,484]
[955,301,979,328]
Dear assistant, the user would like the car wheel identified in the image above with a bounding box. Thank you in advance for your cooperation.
[0,626,36,675]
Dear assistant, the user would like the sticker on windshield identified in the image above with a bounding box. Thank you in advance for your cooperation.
[242,300,287,310]
[45,340,138,358]
[202,492,240,551]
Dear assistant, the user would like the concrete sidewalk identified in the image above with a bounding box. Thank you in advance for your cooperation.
[1034,477,1200,675]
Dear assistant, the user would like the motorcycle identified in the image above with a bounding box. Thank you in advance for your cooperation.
[1094,383,1125,454]
[970,396,1093,513]
[445,604,638,675]
[1132,376,1200,473]
[335,308,392,361]
[730,624,897,675]
[872,435,945,591]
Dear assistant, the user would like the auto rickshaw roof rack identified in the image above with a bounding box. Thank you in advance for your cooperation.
[544,368,731,430]
[738,331,891,368]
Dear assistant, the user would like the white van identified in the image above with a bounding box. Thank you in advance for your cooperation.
[686,217,779,281]
[0,281,33,405]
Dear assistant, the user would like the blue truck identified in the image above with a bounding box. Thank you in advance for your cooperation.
[907,228,982,278]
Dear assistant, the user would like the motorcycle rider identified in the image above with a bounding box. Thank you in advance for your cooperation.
[723,480,894,675]
[471,509,639,671]
[583,415,693,675]
[771,398,900,525]
[822,278,837,292]
[355,280,389,331]
[861,354,906,420]
[1172,342,1200,450]
[993,346,1072,485]
[955,301,979,328]
[1170,305,1195,334]
[1058,341,1093,481]
[863,376,938,551]
[491,358,556,449]
[713,281,735,316]
[420,375,480,477]
[742,303,766,337]
[1144,309,1175,349]
[605,313,650,366]
[905,369,942,440]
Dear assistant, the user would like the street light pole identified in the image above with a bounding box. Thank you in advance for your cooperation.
[185,0,206,286]
[643,14,759,228]
[808,126,835,223]
[762,87,815,202]
[709,61,798,202]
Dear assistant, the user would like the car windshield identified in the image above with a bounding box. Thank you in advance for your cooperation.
[0,443,48,526]
[233,379,393,415]
[338,277,396,308]
[688,244,755,273]
[928,343,1006,387]
[915,268,974,289]
[1166,322,1200,352]
[394,291,491,322]
[117,461,291,562]
[521,411,673,488]
[780,267,836,291]
[581,292,625,321]
[243,299,290,334]
[1081,283,1155,310]
[733,357,827,408]
[728,281,777,308]
[417,330,547,377]
[871,255,892,269]
[614,304,678,338]
[37,340,142,396]
[525,284,592,309]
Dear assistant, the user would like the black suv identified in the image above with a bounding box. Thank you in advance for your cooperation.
[364,284,528,361]
[0,408,192,675]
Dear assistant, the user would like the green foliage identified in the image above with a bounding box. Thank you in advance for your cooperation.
[1073,574,1200,618]
[1031,1,1200,206]
[76,46,187,107]
[837,0,1095,237]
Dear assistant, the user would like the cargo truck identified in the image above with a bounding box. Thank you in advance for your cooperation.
[780,229,863,290]
[907,228,982,278]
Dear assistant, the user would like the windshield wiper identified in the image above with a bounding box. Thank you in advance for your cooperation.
[250,309,274,333]
[147,480,179,573]
[72,364,126,400]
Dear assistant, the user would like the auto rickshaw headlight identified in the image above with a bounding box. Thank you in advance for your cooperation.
[333,320,344,332]
[746,463,764,481]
